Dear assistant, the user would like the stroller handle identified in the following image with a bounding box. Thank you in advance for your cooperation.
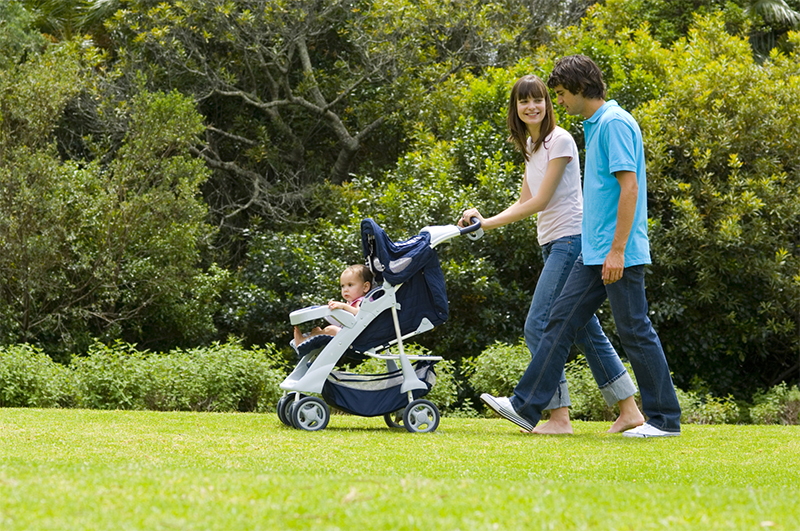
[458,217,482,235]
[459,217,484,241]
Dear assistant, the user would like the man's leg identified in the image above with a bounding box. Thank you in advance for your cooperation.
[573,317,643,432]
[605,265,681,433]
[574,316,637,406]
[509,256,609,425]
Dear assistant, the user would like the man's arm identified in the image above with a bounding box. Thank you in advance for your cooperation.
[602,170,638,285]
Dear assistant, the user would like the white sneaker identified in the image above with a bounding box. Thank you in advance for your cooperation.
[480,393,534,432]
[623,423,680,438]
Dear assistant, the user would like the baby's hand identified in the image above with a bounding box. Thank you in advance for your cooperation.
[328,300,346,311]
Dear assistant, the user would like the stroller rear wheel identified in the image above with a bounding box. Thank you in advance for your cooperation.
[384,410,405,429]
[289,396,330,431]
[403,399,440,433]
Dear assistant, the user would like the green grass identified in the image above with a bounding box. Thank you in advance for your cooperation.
[1,409,798,530]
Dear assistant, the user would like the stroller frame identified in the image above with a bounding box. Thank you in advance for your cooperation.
[278,220,483,433]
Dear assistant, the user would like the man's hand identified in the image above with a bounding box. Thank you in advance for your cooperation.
[602,248,625,285]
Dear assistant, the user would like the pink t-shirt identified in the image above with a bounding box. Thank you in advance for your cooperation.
[525,126,583,245]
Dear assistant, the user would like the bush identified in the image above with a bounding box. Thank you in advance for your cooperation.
[67,339,286,412]
[71,341,149,410]
[749,383,800,425]
[0,344,73,408]
[563,355,635,422]
[464,340,530,399]
[465,340,634,421]
[141,342,286,413]
[676,388,741,424]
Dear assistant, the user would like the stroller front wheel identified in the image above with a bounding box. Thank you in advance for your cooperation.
[277,393,305,427]
[403,399,440,433]
[290,396,330,431]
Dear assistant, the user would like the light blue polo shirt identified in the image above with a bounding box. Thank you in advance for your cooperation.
[582,100,651,267]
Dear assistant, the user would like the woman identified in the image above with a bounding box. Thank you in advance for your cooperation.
[459,75,644,434]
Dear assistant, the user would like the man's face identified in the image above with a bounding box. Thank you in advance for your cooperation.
[552,85,585,117]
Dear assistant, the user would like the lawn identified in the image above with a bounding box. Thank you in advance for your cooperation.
[1,408,798,531]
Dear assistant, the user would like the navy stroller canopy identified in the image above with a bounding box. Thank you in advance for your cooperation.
[361,219,438,284]
[350,219,449,353]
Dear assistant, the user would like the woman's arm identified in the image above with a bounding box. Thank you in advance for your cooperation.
[460,156,570,231]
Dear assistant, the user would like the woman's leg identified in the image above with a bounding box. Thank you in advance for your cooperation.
[523,235,581,434]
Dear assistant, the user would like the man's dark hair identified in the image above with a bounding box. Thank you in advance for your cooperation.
[547,55,607,100]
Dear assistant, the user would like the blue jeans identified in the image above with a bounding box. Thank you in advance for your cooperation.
[512,255,681,432]
[526,236,636,410]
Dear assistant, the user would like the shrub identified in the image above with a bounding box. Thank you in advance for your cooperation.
[464,340,530,399]
[563,355,635,422]
[465,340,636,421]
[69,339,286,412]
[142,341,286,413]
[749,383,800,425]
[677,389,741,424]
[70,341,149,410]
[0,344,73,408]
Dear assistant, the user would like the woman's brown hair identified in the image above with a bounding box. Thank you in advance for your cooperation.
[507,75,556,161]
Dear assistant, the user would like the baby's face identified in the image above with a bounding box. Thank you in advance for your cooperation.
[340,271,370,302]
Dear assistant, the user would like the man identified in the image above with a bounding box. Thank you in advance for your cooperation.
[481,55,681,437]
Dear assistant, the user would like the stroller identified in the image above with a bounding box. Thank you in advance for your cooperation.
[277,217,483,433]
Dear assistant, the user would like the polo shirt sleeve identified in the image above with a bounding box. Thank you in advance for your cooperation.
[604,118,638,174]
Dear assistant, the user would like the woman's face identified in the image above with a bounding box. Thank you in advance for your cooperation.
[516,95,547,131]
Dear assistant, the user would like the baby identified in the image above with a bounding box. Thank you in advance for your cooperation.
[293,264,374,345]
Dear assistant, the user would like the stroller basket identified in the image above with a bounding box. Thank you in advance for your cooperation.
[322,361,437,417]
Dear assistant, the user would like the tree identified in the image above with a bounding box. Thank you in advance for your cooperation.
[0,37,221,357]
[101,0,532,263]
[635,16,800,395]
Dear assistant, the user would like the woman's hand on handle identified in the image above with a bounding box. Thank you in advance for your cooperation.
[458,209,485,229]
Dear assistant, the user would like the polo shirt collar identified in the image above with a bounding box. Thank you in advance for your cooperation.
[585,99,619,124]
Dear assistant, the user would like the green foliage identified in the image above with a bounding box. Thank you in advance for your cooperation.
[749,382,800,424]
[0,345,73,408]
[70,341,149,410]
[220,220,360,350]
[464,340,530,398]
[0,340,285,412]
[676,388,742,424]
[0,38,223,355]
[563,356,634,422]
[0,1,46,70]
[465,341,634,421]
[636,16,800,394]
[69,340,285,412]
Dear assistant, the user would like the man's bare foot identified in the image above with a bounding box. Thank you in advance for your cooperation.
[608,412,645,433]
[527,418,574,435]
[608,395,646,433]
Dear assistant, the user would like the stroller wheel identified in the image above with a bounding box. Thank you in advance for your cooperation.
[403,399,440,433]
[384,410,405,429]
[277,394,302,427]
[289,396,330,431]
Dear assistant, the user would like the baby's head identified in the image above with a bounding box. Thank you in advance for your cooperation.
[339,264,374,302]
